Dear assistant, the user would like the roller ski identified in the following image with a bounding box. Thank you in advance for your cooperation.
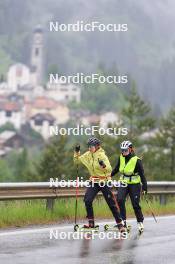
[137,222,144,235]
[104,221,131,233]
[104,223,127,239]
[74,223,99,232]
[104,222,127,234]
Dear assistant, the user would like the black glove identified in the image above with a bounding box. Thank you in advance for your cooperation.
[142,185,147,195]
[75,144,80,153]
[98,159,106,168]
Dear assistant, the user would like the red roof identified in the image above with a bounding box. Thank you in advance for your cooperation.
[0,102,20,111]
[32,97,57,110]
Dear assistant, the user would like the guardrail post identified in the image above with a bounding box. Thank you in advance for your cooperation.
[159,194,167,205]
[46,198,55,211]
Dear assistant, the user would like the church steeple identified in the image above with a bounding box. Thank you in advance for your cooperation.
[30,25,43,86]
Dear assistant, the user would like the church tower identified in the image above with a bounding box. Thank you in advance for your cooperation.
[30,25,44,86]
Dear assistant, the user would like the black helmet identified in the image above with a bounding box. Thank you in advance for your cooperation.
[87,137,101,147]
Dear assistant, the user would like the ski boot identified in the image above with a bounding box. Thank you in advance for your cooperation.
[117,222,127,235]
[123,220,132,233]
[84,219,99,229]
[137,222,144,234]
[83,219,95,228]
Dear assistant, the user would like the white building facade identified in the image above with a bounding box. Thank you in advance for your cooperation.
[7,63,31,92]
[0,103,23,129]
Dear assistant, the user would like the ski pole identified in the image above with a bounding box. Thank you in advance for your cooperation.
[111,187,120,212]
[74,144,80,225]
[74,164,79,225]
[144,194,158,223]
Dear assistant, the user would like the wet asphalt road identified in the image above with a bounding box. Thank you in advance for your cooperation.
[0,215,175,264]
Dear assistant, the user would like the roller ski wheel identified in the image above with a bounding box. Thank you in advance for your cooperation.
[138,228,144,235]
[104,224,110,231]
[125,224,132,233]
[74,224,79,232]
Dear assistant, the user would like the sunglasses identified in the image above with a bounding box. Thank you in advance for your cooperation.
[121,149,129,153]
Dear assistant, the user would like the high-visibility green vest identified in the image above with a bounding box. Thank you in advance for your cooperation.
[119,155,141,184]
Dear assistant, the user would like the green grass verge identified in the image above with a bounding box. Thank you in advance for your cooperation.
[0,197,175,228]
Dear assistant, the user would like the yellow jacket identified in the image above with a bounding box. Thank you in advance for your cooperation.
[74,147,112,181]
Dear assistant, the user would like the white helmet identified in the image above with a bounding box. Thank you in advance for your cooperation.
[120,140,132,150]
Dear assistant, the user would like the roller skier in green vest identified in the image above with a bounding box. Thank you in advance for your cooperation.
[111,141,147,233]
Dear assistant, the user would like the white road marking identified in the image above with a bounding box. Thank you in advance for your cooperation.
[0,215,174,237]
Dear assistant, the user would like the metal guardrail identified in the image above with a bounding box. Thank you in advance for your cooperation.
[0,181,174,209]
[0,181,174,199]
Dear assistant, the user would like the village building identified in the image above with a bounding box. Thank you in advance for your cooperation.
[0,101,24,129]
[30,113,56,140]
